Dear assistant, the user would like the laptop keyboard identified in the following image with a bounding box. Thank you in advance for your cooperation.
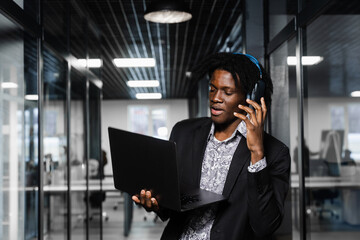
[181,194,200,205]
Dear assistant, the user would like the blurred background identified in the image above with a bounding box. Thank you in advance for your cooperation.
[1,0,360,239]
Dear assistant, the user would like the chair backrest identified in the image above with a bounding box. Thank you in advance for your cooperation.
[309,159,329,176]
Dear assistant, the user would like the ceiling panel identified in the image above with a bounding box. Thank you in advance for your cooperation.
[83,0,244,99]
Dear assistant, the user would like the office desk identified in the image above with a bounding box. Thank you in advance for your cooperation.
[43,179,133,236]
[291,173,360,225]
[291,174,360,188]
[43,179,117,192]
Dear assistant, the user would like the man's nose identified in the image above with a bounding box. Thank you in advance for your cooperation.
[211,90,223,102]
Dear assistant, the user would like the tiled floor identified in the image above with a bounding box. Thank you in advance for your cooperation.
[68,194,360,240]
[93,195,167,240]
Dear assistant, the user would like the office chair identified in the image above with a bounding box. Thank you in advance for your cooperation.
[88,158,109,222]
[89,191,109,221]
[311,189,339,219]
[309,159,340,220]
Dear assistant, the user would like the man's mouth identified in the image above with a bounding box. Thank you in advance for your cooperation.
[211,107,224,116]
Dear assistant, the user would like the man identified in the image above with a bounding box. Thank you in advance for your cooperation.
[133,52,291,239]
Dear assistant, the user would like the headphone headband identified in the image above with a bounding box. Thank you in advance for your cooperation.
[232,52,262,79]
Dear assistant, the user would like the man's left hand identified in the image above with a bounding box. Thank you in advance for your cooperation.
[234,97,267,164]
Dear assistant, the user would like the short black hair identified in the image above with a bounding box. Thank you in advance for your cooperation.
[192,52,273,108]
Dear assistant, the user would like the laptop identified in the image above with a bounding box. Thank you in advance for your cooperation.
[108,127,226,212]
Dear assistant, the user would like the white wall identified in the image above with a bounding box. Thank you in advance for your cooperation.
[101,99,189,175]
[289,97,360,160]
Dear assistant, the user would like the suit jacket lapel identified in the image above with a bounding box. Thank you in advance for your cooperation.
[192,119,212,187]
[222,136,251,197]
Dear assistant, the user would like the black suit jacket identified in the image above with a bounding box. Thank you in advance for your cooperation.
[160,117,290,240]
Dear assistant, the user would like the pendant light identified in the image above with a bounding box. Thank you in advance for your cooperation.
[144,0,192,24]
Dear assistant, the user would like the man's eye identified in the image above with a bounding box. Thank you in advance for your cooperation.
[225,92,233,95]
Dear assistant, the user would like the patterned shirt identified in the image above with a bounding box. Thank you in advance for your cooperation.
[179,120,266,240]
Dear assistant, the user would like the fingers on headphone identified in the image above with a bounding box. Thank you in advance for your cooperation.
[261,97,267,121]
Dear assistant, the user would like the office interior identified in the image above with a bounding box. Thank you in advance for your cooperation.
[1,0,360,239]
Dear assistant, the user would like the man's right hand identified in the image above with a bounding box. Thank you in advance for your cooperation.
[132,189,159,212]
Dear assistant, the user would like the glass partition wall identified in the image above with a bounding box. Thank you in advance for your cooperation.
[303,6,360,239]
[42,47,68,239]
[88,82,102,240]
[269,37,298,239]
[0,14,39,240]
[0,1,103,239]
[267,0,360,239]
[70,68,87,240]
[4,0,360,239]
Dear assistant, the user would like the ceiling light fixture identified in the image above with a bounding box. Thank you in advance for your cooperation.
[1,82,18,89]
[113,58,156,68]
[25,94,39,101]
[127,80,160,88]
[144,0,192,24]
[92,79,103,89]
[287,56,323,66]
[135,93,162,99]
[76,59,103,68]
[87,59,103,68]
[350,91,360,97]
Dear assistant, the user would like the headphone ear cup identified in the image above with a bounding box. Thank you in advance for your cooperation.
[247,81,265,109]
[253,81,265,104]
[248,83,258,102]
[246,84,257,110]
[246,93,252,101]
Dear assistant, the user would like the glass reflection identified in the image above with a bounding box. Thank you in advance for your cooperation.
[269,0,297,40]
[42,48,68,239]
[70,68,86,239]
[24,32,39,240]
[88,82,102,239]
[0,14,39,240]
[270,37,297,239]
[304,8,360,239]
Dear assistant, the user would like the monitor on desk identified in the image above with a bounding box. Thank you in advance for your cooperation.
[318,130,344,176]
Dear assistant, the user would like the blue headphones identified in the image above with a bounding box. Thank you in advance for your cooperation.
[232,52,262,79]
[232,53,265,106]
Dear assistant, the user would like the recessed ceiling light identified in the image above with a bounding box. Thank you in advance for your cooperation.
[76,59,102,68]
[1,82,18,88]
[87,59,103,68]
[113,58,156,67]
[350,91,360,97]
[127,80,160,88]
[135,93,162,99]
[76,59,87,67]
[287,56,323,66]
[25,94,39,101]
